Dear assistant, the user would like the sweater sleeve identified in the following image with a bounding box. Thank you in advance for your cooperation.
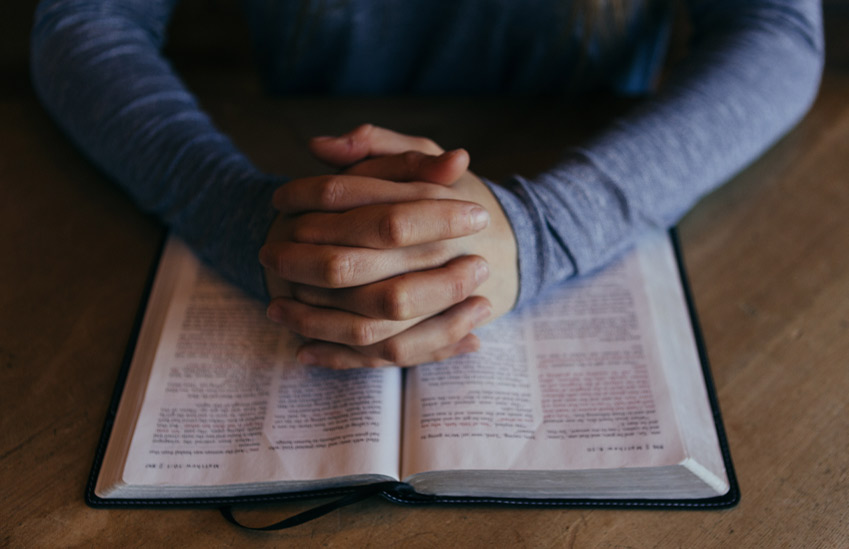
[30,0,280,299]
[487,0,824,308]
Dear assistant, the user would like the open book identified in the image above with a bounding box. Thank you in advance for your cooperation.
[88,230,737,508]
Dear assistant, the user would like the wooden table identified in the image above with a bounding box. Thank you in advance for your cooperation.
[3,32,849,549]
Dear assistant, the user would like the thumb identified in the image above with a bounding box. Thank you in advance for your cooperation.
[344,149,470,186]
[309,124,444,168]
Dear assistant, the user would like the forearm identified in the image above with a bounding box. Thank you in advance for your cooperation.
[31,0,279,298]
[495,0,824,307]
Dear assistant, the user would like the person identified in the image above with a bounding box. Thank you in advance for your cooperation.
[30,0,824,368]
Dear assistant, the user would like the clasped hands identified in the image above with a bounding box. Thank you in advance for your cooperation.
[260,125,518,368]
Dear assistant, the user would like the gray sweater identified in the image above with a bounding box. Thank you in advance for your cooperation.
[30,0,824,307]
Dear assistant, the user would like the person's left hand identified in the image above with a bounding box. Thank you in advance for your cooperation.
[260,125,519,368]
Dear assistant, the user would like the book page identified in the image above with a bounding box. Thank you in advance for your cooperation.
[102,239,401,497]
[636,233,728,493]
[402,232,701,484]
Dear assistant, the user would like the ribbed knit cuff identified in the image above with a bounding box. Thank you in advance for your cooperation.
[483,175,576,310]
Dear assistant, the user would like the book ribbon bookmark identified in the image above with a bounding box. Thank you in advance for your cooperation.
[219,482,403,530]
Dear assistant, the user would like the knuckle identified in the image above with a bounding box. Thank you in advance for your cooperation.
[288,313,316,338]
[401,150,424,172]
[382,285,412,320]
[447,204,480,235]
[445,304,476,338]
[317,176,346,209]
[380,339,411,366]
[377,209,411,247]
[350,319,379,346]
[354,123,375,136]
[323,252,356,287]
[448,275,470,304]
[351,123,375,146]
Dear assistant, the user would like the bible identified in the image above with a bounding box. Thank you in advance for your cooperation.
[87,230,738,510]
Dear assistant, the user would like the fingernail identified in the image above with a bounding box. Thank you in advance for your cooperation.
[266,303,284,323]
[474,260,490,285]
[473,303,492,325]
[469,206,490,230]
[311,135,335,142]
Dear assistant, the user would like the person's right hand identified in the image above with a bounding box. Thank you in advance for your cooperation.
[261,135,496,366]
[260,125,519,368]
